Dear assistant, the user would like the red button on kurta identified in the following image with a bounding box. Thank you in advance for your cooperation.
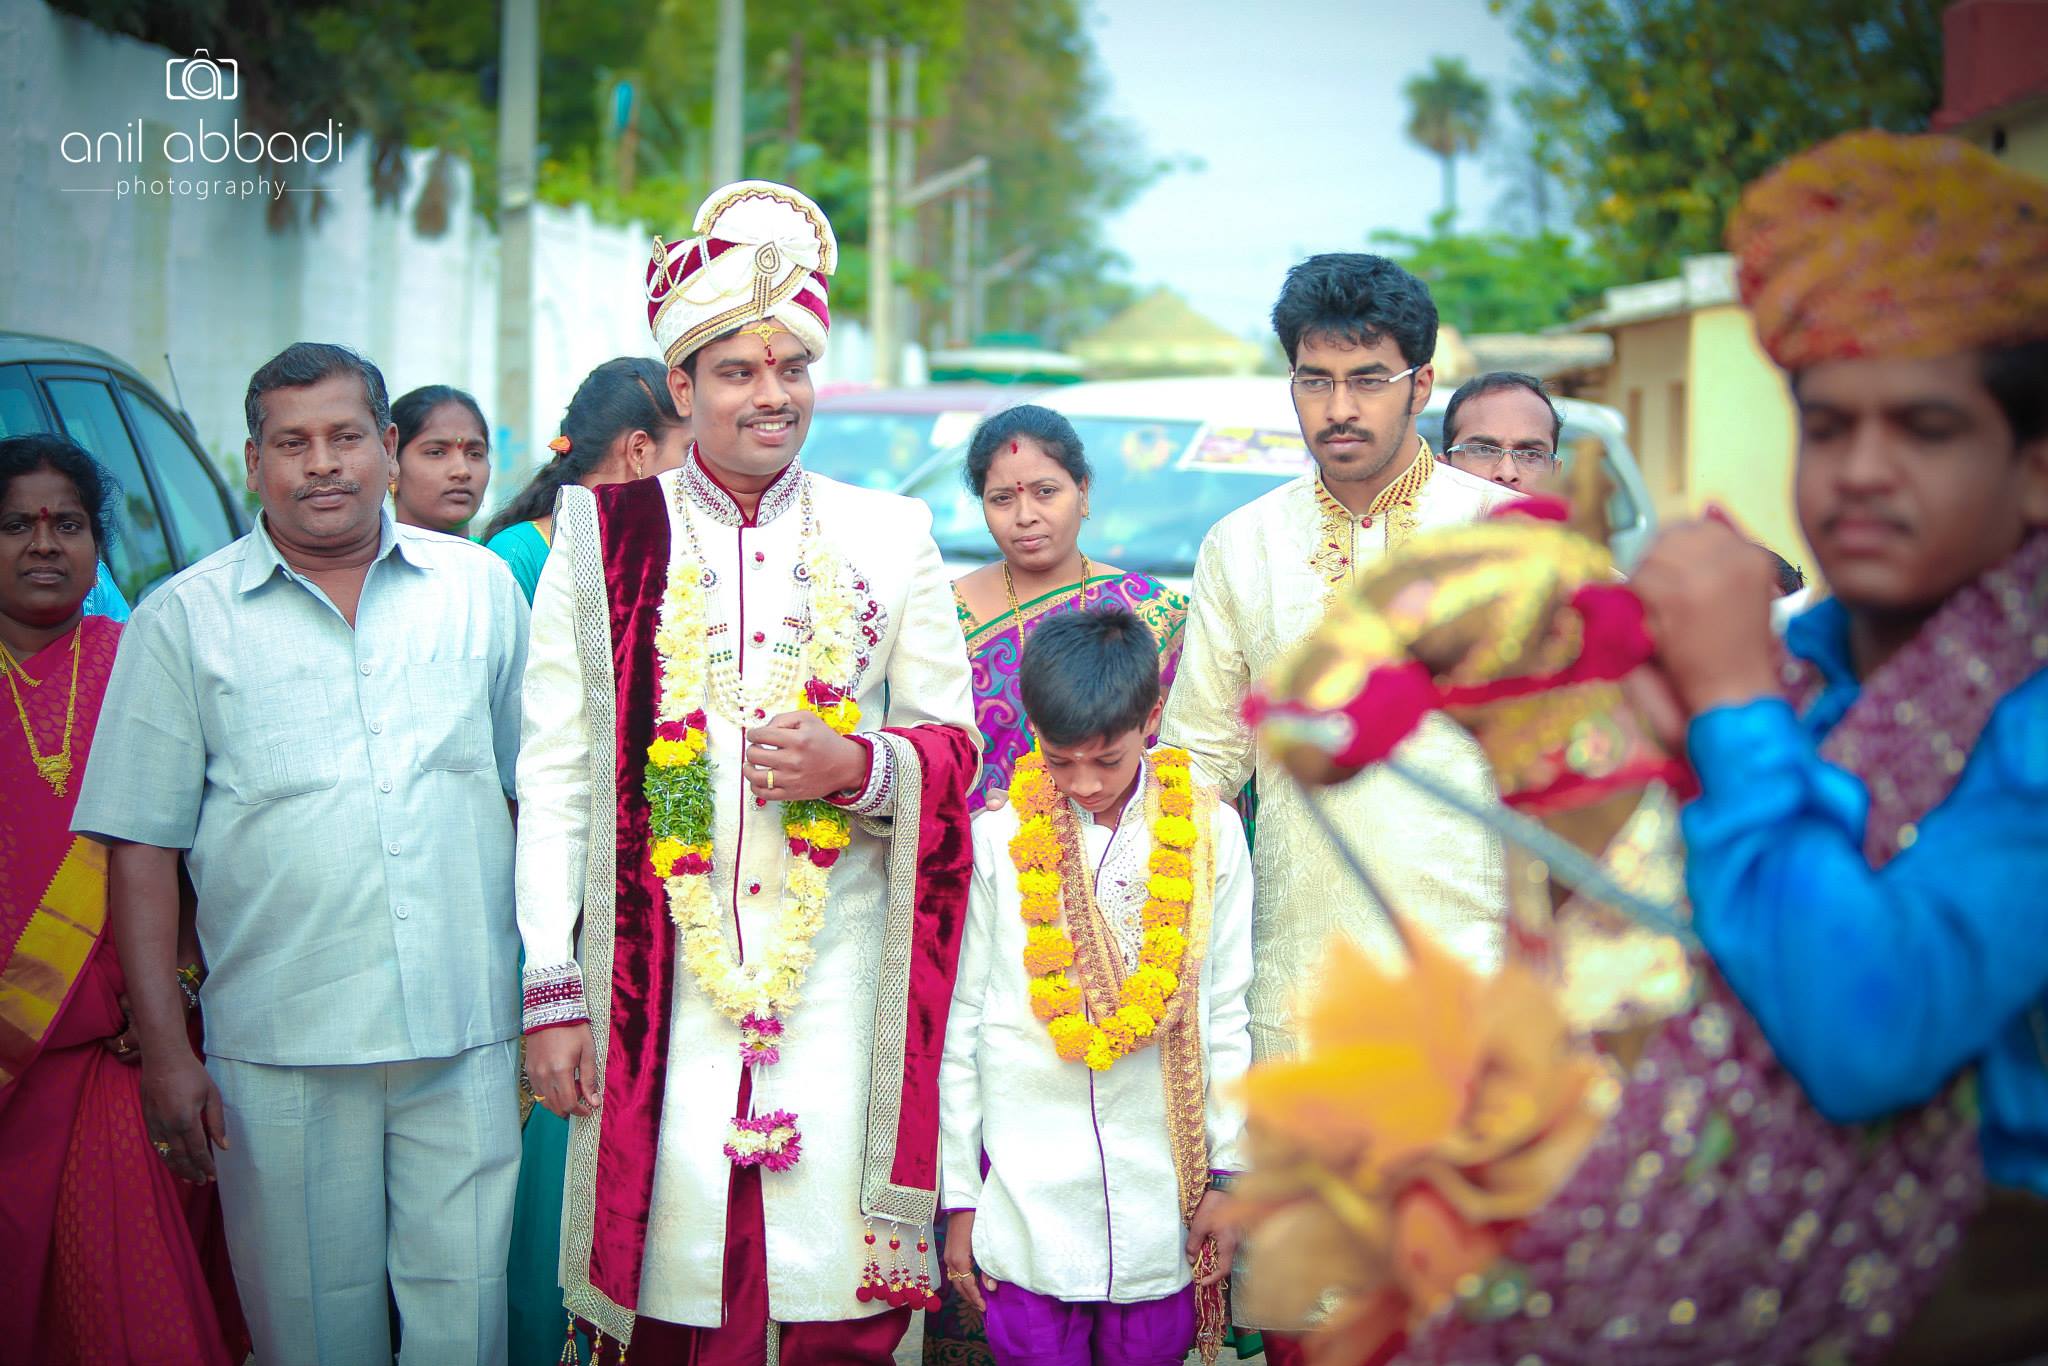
[751,630,766,645]
[748,882,762,896]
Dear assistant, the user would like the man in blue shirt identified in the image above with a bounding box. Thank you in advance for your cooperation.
[1631,132,2048,1363]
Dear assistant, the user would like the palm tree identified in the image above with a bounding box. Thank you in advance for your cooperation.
[1403,57,1493,222]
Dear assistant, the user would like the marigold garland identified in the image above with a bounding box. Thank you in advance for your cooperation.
[643,496,869,1170]
[1009,746,1200,1071]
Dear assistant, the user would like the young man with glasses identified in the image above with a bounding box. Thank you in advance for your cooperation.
[1440,370,1562,491]
[1160,253,1518,1365]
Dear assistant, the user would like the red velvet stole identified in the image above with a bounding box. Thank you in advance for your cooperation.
[589,476,675,1308]
[583,476,980,1308]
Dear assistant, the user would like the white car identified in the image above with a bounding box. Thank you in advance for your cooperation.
[896,375,1657,588]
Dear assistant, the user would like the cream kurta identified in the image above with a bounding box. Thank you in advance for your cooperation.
[1161,456,1518,1062]
[516,457,976,1329]
[940,768,1254,1302]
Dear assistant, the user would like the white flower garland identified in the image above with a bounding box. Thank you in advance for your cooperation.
[653,542,864,1022]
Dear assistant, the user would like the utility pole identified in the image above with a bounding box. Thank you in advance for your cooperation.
[899,155,989,348]
[950,189,971,345]
[496,0,539,480]
[971,181,990,341]
[894,45,920,361]
[711,0,745,185]
[867,38,894,385]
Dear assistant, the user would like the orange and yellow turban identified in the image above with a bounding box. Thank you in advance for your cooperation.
[1729,130,2048,371]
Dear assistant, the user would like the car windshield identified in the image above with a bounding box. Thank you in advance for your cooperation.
[906,416,1311,577]
[801,409,954,490]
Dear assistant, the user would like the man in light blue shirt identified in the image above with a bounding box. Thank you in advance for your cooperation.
[72,342,530,1366]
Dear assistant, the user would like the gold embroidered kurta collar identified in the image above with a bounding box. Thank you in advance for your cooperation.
[1309,439,1436,596]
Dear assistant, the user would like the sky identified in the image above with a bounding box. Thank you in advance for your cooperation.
[1087,0,1531,337]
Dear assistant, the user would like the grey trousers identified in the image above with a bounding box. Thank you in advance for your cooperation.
[208,1039,522,1366]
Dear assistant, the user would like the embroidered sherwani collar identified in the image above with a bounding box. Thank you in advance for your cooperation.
[679,446,806,528]
[1309,439,1435,592]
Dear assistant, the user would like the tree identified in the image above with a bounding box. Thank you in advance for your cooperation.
[1403,56,1493,220]
[1490,0,1944,281]
[1373,217,1615,335]
[50,0,1162,342]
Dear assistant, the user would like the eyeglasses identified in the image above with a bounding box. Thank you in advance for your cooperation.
[1288,365,1419,399]
[1445,442,1558,471]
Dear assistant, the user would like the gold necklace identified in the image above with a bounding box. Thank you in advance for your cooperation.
[1,626,82,796]
[1003,553,1094,636]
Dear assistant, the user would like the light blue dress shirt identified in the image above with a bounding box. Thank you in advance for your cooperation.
[72,512,530,1066]
[1683,597,2048,1194]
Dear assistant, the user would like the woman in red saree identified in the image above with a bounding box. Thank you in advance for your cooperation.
[0,434,243,1366]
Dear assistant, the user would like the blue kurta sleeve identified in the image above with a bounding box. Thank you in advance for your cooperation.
[1682,677,2048,1125]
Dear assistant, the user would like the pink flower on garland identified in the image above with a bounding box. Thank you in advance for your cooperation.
[725,1111,803,1171]
[740,1013,784,1067]
[677,852,712,877]
[804,679,847,708]
[787,837,842,870]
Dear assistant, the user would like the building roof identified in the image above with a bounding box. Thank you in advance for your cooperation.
[1463,332,1614,379]
[1934,0,2048,132]
[1559,254,1739,333]
[1070,288,1267,377]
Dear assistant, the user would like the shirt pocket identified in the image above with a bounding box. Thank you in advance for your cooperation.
[405,657,493,773]
[226,678,341,803]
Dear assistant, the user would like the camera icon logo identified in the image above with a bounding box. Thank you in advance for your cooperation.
[166,49,239,102]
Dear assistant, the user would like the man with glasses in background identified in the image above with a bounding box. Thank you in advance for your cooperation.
[1161,252,1518,1366]
[1440,370,1562,491]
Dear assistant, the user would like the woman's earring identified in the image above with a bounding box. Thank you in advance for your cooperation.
[387,479,397,496]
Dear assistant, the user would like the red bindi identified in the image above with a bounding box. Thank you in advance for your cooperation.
[1010,440,1019,454]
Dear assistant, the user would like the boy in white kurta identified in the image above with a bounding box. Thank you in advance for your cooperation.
[940,607,1255,1366]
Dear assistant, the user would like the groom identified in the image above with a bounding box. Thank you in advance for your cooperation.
[516,180,980,1362]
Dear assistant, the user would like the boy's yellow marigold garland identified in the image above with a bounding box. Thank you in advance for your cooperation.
[1010,747,1200,1071]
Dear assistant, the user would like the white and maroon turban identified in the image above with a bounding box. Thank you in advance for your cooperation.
[646,180,838,368]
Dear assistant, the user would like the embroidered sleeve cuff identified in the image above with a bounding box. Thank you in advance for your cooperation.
[522,961,588,1032]
[827,733,895,817]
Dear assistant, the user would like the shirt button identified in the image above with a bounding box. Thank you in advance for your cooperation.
[754,795,768,808]
[387,842,401,856]
[750,631,766,647]
[394,904,409,920]
[359,662,372,676]
[379,778,393,793]
[369,720,383,735]
[748,881,762,896]
[752,551,766,566]
[753,708,766,720]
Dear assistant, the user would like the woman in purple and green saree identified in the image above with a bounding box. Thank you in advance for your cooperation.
[948,405,1188,814]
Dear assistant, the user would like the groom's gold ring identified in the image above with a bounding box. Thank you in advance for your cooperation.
[944,1269,974,1282]
[764,768,775,790]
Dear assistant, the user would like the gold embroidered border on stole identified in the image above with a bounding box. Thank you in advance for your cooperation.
[553,484,638,1347]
